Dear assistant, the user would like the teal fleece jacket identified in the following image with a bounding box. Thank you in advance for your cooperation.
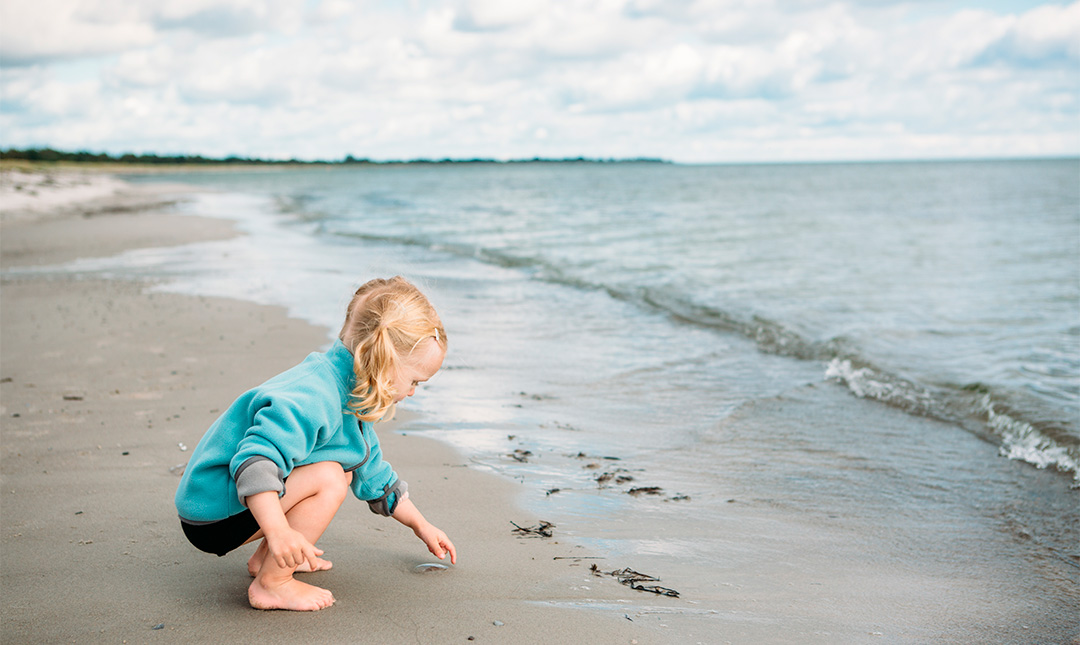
[175,340,405,524]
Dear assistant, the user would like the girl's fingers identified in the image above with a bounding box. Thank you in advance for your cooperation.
[269,536,322,571]
[429,534,457,564]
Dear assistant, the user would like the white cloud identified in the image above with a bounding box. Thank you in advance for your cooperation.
[0,0,155,65]
[106,46,176,88]
[453,0,549,31]
[0,0,1076,162]
[308,0,355,24]
[980,1,1080,65]
[151,0,306,37]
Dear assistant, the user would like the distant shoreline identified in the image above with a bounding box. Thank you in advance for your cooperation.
[2,150,1074,174]
[0,148,671,170]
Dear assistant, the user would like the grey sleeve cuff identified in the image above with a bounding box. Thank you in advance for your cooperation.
[367,479,407,516]
[235,456,285,506]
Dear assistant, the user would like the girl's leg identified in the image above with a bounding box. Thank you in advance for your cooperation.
[247,467,353,576]
[245,461,350,611]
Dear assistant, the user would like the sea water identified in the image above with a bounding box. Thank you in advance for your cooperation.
[60,160,1078,641]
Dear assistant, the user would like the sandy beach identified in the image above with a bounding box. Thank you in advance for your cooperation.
[0,171,654,644]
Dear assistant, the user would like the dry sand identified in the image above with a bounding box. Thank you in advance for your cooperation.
[0,179,652,644]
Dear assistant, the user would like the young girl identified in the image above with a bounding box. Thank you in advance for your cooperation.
[175,276,457,611]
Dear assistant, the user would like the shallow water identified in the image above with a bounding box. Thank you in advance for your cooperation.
[125,160,1080,477]
[38,160,1079,642]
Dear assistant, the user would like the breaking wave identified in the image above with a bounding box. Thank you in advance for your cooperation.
[323,225,1079,482]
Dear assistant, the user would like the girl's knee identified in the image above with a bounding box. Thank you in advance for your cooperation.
[299,461,349,499]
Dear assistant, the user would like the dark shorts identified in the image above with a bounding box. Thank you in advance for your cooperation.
[181,510,261,557]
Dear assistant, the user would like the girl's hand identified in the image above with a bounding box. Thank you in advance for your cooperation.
[415,523,457,565]
[391,496,457,564]
[265,526,324,570]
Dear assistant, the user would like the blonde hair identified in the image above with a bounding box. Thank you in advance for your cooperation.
[339,276,446,422]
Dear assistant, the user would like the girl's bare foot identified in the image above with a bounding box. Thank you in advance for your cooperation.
[248,576,335,611]
[248,540,332,577]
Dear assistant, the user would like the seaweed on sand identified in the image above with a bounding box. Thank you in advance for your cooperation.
[508,449,533,462]
[511,520,555,538]
[590,564,680,598]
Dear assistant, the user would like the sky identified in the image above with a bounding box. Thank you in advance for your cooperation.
[0,0,1077,164]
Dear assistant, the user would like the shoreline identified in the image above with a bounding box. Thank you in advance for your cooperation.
[0,176,651,643]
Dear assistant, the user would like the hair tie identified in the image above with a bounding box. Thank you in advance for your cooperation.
[434,328,440,342]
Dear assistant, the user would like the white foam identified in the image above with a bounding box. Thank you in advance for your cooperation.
[827,357,1079,483]
[824,358,892,399]
[981,394,1080,481]
[823,358,934,412]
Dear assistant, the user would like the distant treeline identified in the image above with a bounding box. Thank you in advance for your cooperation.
[1,148,669,166]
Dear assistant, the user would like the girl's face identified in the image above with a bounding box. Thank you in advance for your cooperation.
[392,337,445,403]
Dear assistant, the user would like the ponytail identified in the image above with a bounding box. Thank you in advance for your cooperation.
[339,277,446,422]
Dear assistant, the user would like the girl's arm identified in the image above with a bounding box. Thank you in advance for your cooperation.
[392,496,458,564]
[246,490,324,569]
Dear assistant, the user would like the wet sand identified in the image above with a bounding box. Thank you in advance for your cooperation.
[0,176,650,643]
